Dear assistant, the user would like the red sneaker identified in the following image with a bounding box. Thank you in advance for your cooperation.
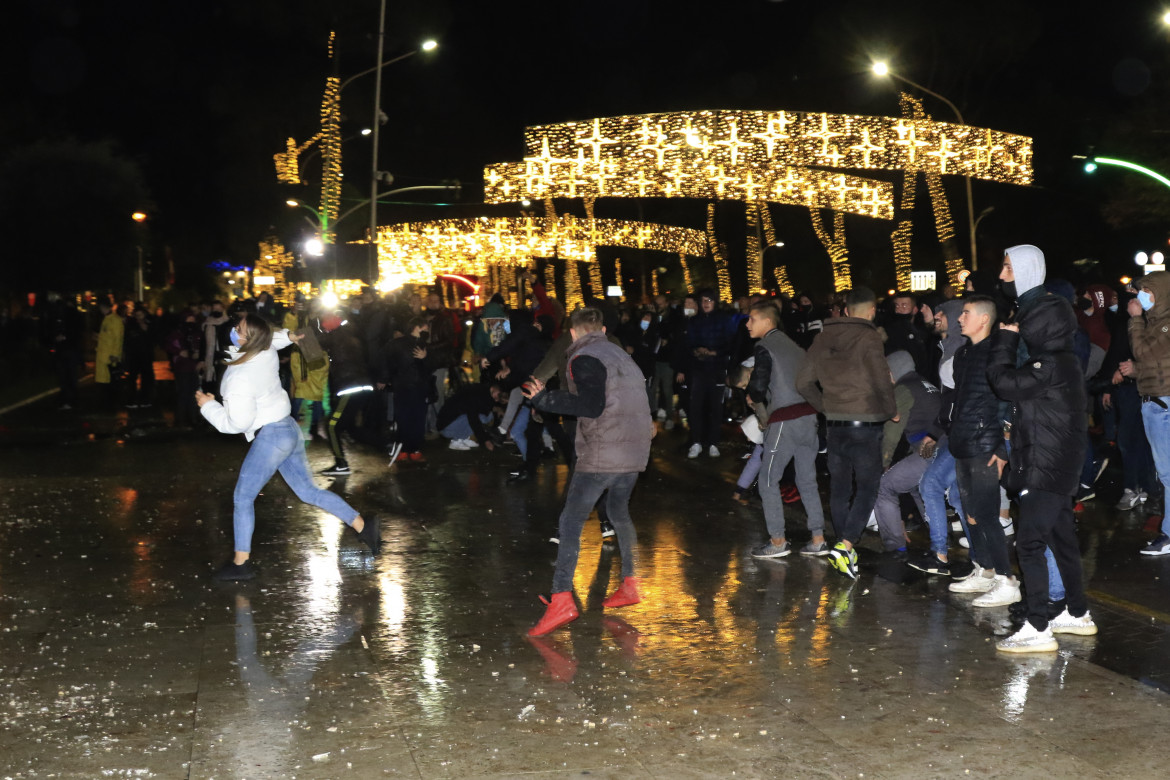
[602,576,642,608]
[408,451,427,463]
[527,592,579,636]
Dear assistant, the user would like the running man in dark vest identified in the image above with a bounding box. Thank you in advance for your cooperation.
[522,307,655,636]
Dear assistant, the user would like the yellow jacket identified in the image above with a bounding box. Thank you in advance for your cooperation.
[95,313,124,384]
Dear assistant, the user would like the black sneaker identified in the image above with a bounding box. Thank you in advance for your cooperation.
[1075,484,1096,503]
[907,551,950,576]
[320,463,351,476]
[357,515,381,554]
[600,521,616,539]
[213,561,256,581]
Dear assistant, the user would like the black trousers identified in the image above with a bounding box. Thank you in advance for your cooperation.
[688,364,725,449]
[827,424,883,543]
[954,455,1011,575]
[1018,488,1088,631]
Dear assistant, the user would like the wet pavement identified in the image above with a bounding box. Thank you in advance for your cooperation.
[4,385,1170,778]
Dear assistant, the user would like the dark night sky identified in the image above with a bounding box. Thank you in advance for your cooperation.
[5,0,1170,295]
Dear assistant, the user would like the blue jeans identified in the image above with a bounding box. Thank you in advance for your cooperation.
[552,471,639,592]
[441,413,492,441]
[1142,398,1170,537]
[511,404,531,459]
[919,439,963,556]
[233,416,360,553]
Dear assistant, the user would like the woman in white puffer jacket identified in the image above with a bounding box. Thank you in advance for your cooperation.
[196,313,380,580]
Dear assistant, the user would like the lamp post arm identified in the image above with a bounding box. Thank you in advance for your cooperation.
[334,184,461,229]
[338,50,419,95]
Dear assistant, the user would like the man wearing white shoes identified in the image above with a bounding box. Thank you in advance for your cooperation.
[988,245,1097,653]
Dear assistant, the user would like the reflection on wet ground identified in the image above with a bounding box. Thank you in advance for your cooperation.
[3,397,1170,777]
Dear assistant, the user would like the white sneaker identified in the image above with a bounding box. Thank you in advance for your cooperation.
[464,438,480,448]
[1049,608,1098,636]
[866,511,878,532]
[687,443,702,459]
[972,575,1022,607]
[997,622,1059,653]
[951,519,964,533]
[656,408,667,420]
[958,536,970,549]
[1000,514,1015,535]
[449,439,471,450]
[950,568,996,593]
[952,564,984,582]
[707,445,721,458]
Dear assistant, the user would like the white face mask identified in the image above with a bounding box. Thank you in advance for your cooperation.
[684,308,696,317]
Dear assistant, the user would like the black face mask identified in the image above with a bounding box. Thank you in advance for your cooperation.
[892,312,913,322]
[417,330,429,340]
[1002,281,1017,300]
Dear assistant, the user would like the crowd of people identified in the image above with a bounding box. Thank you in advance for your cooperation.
[34,245,1170,648]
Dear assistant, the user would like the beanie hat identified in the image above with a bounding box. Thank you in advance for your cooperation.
[1004,244,1046,296]
[886,350,915,382]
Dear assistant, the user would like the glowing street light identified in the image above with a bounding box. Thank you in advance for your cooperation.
[871,61,890,77]
[131,211,147,223]
[421,39,438,51]
[305,238,325,257]
[1136,251,1150,266]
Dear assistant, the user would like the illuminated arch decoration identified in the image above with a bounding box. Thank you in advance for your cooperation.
[375,213,708,307]
[484,109,1031,213]
[484,109,1033,292]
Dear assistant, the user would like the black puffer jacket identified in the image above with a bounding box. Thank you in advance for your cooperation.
[947,337,1008,459]
[987,295,1087,496]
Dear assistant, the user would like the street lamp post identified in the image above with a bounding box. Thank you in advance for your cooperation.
[131,212,147,301]
[872,62,978,270]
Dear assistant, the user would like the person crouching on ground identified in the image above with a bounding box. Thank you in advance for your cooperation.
[196,314,380,581]
[522,307,654,636]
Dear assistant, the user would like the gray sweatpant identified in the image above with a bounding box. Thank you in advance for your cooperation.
[759,415,825,539]
[873,453,929,551]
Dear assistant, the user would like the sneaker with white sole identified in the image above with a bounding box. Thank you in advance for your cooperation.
[827,542,859,579]
[950,568,996,593]
[464,438,480,448]
[1048,608,1098,636]
[950,519,965,533]
[866,511,878,532]
[449,438,471,450]
[1140,533,1170,556]
[951,563,985,582]
[687,443,702,459]
[996,622,1058,653]
[972,575,1022,607]
[707,445,721,458]
[656,408,667,420]
[1116,488,1143,510]
[751,540,791,558]
[800,540,830,556]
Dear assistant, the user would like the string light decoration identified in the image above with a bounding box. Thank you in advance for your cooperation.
[253,237,296,305]
[680,254,694,292]
[773,264,795,298]
[810,209,852,292]
[563,254,584,311]
[483,110,1033,217]
[274,134,322,185]
[319,73,342,233]
[375,215,707,291]
[746,202,762,294]
[706,203,733,301]
[891,96,921,291]
[542,263,555,294]
[652,268,660,297]
[614,258,624,297]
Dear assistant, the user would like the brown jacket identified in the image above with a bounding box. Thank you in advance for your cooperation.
[795,316,896,422]
[1131,271,1170,397]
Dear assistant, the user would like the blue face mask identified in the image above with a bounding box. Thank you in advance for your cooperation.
[640,319,650,331]
[229,328,242,347]
[1139,290,1155,311]
[1109,304,1119,313]
[503,319,512,335]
